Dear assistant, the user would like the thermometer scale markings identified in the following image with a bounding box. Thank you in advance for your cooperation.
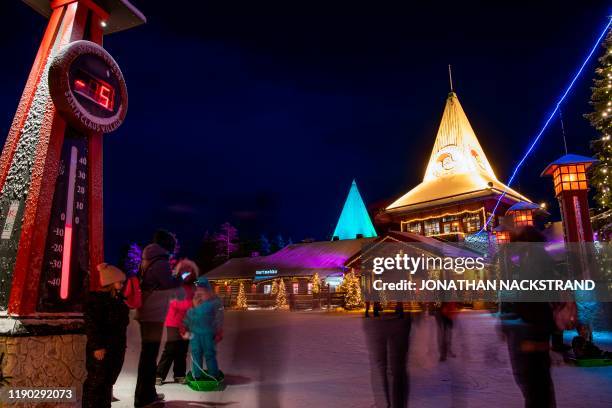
[59,146,78,300]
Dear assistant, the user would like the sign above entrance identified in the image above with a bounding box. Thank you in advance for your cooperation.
[254,269,278,280]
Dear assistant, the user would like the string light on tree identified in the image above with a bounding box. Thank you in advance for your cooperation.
[275,279,288,310]
[311,272,321,294]
[236,281,247,309]
[340,271,363,310]
[585,27,612,214]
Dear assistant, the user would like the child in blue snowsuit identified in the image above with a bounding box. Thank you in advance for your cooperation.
[183,277,224,380]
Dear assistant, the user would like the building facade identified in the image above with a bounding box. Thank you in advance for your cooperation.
[379,92,531,241]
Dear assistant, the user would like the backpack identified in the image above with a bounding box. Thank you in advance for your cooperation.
[123,276,142,309]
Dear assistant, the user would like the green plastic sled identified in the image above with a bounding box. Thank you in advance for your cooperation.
[186,370,225,391]
[573,358,612,367]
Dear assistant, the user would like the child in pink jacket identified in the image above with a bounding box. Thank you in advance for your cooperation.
[155,259,199,384]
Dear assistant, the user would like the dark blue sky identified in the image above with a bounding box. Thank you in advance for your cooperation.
[0,1,609,260]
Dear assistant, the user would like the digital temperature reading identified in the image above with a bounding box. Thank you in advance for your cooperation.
[49,40,128,133]
[73,70,115,111]
[38,129,89,312]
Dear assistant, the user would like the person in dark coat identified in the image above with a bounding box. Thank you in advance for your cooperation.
[82,263,129,408]
[500,226,557,408]
[134,230,182,407]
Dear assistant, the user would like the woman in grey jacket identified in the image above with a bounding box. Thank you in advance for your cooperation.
[134,230,182,408]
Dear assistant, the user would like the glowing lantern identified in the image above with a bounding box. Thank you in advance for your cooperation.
[506,201,545,228]
[542,154,597,242]
[493,230,511,244]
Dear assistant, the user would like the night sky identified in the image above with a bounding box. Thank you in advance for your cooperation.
[0,1,609,261]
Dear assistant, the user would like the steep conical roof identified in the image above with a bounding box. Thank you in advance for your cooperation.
[387,92,530,210]
[333,180,377,240]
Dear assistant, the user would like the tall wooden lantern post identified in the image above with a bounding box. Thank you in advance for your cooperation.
[0,0,144,401]
[541,154,597,242]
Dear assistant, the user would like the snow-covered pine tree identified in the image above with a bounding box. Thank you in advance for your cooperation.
[214,222,239,261]
[123,243,142,277]
[259,234,271,255]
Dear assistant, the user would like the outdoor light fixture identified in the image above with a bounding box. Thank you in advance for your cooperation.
[505,201,543,228]
[542,154,598,242]
[493,230,511,244]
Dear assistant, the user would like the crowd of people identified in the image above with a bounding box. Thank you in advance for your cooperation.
[361,226,611,408]
[82,229,224,408]
[79,227,610,408]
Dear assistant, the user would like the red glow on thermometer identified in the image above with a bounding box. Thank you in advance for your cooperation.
[60,146,78,300]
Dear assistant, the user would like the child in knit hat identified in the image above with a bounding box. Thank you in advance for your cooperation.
[82,263,130,408]
[183,276,224,381]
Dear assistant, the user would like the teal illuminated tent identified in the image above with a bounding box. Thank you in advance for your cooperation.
[332,180,377,240]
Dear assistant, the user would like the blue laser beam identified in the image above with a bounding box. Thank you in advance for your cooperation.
[479,16,612,235]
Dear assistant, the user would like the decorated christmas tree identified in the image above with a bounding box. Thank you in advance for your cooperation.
[271,279,279,295]
[236,281,248,309]
[275,279,289,310]
[586,29,612,214]
[340,271,363,310]
[311,272,321,294]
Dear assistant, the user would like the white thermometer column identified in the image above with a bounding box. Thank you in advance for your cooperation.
[60,146,78,300]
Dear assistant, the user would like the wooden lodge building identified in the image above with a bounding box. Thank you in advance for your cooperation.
[205,180,379,308]
[206,91,535,308]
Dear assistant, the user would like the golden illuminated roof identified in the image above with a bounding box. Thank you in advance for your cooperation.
[387,92,530,211]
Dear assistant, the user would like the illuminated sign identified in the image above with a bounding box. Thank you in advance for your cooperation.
[254,269,278,280]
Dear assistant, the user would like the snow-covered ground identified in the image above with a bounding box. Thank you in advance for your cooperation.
[113,310,612,407]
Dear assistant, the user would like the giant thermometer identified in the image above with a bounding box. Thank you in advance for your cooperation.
[0,0,143,315]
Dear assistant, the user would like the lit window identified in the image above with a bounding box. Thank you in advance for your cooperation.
[263,284,271,294]
[463,215,481,232]
[292,283,299,294]
[424,219,440,236]
[407,222,422,234]
[307,282,313,294]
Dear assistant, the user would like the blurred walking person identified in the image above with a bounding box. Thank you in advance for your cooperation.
[363,302,411,408]
[436,302,458,361]
[500,226,557,408]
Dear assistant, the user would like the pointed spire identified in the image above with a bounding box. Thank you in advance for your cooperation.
[386,92,531,211]
[332,180,377,240]
[422,92,497,182]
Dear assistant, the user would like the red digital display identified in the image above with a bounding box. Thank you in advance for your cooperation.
[72,70,115,111]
